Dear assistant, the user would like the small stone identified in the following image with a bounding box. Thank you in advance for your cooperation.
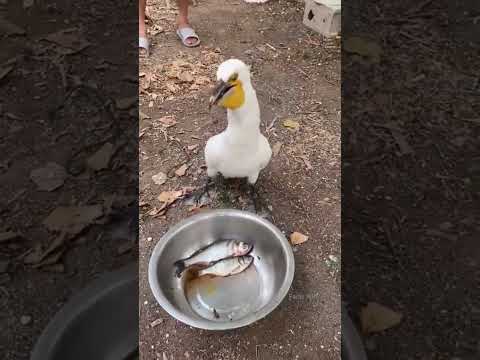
[147,237,152,242]
[20,315,32,325]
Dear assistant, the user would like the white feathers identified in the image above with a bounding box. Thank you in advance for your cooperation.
[205,59,272,184]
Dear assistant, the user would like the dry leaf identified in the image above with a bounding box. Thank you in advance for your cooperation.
[343,37,382,62]
[24,233,66,265]
[175,164,189,177]
[30,162,67,191]
[87,143,115,171]
[147,207,165,217]
[140,111,150,121]
[272,142,282,157]
[44,30,90,54]
[283,119,300,130]
[187,144,199,151]
[33,249,65,268]
[158,116,177,127]
[0,66,14,82]
[43,205,103,234]
[115,97,137,110]
[166,82,179,93]
[0,231,22,243]
[158,190,183,204]
[141,73,152,91]
[117,241,133,255]
[360,302,403,334]
[152,171,167,185]
[290,232,309,245]
[178,71,194,83]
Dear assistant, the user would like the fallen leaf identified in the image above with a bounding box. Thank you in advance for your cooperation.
[24,234,66,266]
[43,205,103,235]
[166,82,179,93]
[178,71,194,83]
[117,241,133,255]
[23,0,34,9]
[182,186,197,196]
[44,29,90,54]
[140,111,151,121]
[30,162,67,191]
[290,232,309,245]
[87,143,115,171]
[158,190,183,205]
[0,19,25,35]
[152,171,167,185]
[272,142,283,157]
[360,302,403,334]
[0,66,14,82]
[33,248,65,268]
[187,144,199,151]
[158,116,177,127]
[0,231,22,243]
[343,37,382,62]
[147,207,165,217]
[115,97,137,110]
[283,119,300,130]
[141,73,152,91]
[175,164,189,177]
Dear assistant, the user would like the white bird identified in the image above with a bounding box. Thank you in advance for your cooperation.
[203,59,272,207]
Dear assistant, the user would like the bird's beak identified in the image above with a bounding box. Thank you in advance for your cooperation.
[209,80,234,110]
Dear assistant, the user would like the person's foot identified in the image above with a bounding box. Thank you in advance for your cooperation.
[139,4,149,57]
[177,19,200,47]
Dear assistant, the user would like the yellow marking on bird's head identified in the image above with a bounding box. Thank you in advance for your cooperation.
[217,73,245,110]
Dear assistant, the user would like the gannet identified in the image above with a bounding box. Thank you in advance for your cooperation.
[201,59,272,208]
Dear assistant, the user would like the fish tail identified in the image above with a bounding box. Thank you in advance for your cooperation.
[174,260,186,277]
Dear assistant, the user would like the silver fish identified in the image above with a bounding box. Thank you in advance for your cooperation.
[197,256,254,278]
[174,240,252,277]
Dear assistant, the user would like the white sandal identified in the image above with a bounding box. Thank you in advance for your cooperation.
[139,37,150,56]
[176,27,200,48]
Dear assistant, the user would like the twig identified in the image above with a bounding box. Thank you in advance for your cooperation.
[265,43,276,51]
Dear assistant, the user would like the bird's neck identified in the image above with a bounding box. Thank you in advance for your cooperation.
[225,84,260,140]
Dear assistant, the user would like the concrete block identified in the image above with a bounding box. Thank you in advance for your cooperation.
[303,0,341,36]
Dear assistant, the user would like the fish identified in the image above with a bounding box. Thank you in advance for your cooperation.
[174,239,252,277]
[197,256,254,278]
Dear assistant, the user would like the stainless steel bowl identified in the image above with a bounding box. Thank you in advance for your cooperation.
[148,209,295,330]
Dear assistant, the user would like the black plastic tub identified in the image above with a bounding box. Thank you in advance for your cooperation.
[31,264,138,360]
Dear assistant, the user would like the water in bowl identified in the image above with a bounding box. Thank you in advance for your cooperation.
[184,261,262,322]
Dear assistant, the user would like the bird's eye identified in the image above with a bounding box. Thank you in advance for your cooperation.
[229,73,238,82]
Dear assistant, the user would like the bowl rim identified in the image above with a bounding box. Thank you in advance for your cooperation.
[148,208,295,330]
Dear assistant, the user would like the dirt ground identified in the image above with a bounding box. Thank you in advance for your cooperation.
[1,1,137,358]
[139,0,341,359]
